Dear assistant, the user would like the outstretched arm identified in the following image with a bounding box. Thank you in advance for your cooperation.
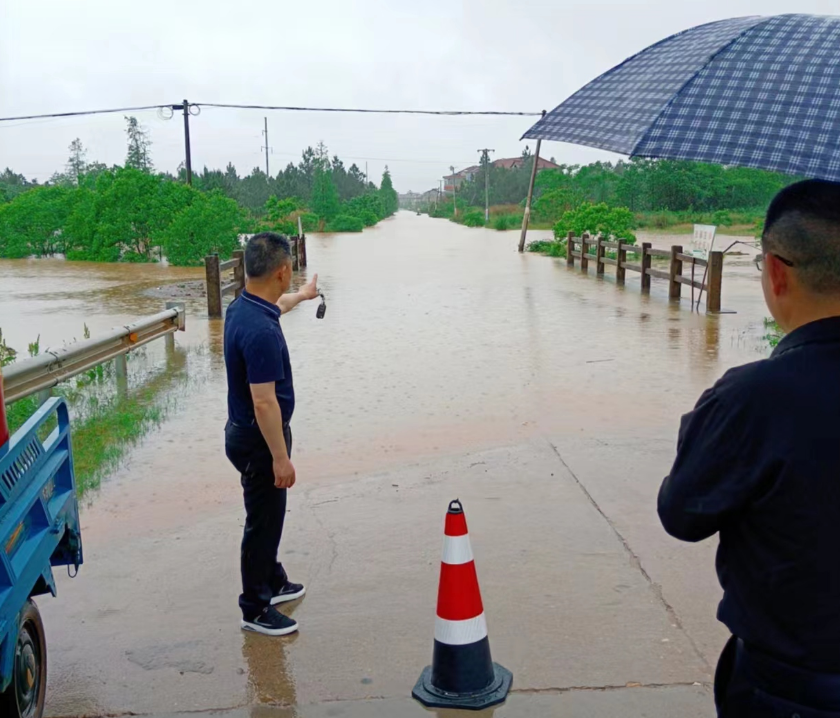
[278,273,319,314]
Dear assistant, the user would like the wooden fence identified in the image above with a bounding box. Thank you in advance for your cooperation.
[565,231,723,313]
[205,235,307,318]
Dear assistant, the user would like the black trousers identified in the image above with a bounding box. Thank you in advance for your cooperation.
[225,421,292,621]
[715,636,840,717]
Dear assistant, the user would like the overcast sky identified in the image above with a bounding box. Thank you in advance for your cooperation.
[2,0,838,193]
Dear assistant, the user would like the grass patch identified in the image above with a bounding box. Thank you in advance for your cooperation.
[528,239,567,258]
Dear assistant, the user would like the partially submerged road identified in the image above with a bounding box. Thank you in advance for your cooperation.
[1,213,770,716]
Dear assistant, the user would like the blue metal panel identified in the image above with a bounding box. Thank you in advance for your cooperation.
[0,398,82,693]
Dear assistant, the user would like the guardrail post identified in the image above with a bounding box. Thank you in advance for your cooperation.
[566,231,574,267]
[300,234,307,268]
[616,240,626,284]
[595,233,605,275]
[640,242,652,294]
[706,251,723,313]
[232,249,245,298]
[580,232,590,272]
[669,245,683,300]
[205,254,222,318]
[115,354,128,398]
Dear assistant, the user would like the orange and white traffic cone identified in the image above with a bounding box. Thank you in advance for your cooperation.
[412,499,512,710]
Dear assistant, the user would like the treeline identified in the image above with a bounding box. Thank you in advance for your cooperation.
[451,152,796,222]
[0,118,399,266]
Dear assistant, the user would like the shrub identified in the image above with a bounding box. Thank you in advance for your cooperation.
[462,210,486,228]
[327,214,364,233]
[527,240,567,258]
[554,202,636,244]
[712,209,733,227]
[295,212,319,233]
[493,214,522,231]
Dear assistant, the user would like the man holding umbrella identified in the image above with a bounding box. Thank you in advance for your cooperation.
[658,180,840,715]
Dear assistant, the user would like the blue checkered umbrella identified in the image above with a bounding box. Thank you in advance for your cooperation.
[523,14,840,181]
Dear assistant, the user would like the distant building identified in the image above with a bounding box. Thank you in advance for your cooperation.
[444,157,561,191]
[398,191,423,209]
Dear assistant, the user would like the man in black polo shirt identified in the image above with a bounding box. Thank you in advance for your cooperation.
[224,232,319,636]
[659,180,840,716]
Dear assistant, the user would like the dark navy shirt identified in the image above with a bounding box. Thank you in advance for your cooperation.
[659,316,840,672]
[224,289,294,426]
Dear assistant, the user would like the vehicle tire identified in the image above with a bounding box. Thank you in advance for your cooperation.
[0,599,47,718]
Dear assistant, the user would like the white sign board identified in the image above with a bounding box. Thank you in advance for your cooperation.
[690,224,717,260]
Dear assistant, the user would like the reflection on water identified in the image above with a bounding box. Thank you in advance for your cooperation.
[0,214,772,485]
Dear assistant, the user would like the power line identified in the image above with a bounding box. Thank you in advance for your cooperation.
[0,104,168,123]
[0,102,541,124]
[197,102,541,117]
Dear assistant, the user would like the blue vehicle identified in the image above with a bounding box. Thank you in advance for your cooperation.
[0,396,83,718]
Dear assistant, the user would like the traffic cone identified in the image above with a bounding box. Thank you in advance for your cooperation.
[412,499,512,710]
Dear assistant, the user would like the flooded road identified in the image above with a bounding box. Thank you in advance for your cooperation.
[1,212,768,485]
[0,212,768,716]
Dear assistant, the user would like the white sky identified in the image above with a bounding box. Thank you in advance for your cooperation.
[1,0,837,193]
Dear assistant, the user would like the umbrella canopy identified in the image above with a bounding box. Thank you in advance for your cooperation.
[523,14,840,181]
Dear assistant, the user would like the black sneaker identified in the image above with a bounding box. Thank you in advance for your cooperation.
[241,607,298,636]
[270,580,306,605]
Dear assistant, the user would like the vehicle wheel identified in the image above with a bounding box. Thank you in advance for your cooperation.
[0,600,47,718]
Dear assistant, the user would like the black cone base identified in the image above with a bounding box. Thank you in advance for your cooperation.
[412,662,513,710]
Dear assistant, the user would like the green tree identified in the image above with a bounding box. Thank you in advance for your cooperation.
[161,191,244,266]
[310,168,340,222]
[125,116,153,172]
[553,202,636,243]
[0,185,76,257]
[378,166,398,217]
[66,138,87,184]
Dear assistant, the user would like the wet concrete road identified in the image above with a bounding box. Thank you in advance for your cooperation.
[0,213,771,715]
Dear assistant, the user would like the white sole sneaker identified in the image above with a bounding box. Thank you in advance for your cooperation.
[270,586,306,605]
[240,619,299,636]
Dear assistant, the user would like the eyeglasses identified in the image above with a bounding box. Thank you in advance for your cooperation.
[755,253,795,272]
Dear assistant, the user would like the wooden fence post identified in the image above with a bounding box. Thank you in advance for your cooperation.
[580,232,590,272]
[205,254,222,318]
[595,233,605,275]
[300,234,307,268]
[706,251,723,313]
[232,249,245,298]
[616,240,626,284]
[640,242,652,293]
[669,245,683,300]
[566,231,575,267]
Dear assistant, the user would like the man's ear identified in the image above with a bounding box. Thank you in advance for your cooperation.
[767,253,790,297]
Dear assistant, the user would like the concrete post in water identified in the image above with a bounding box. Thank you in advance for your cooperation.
[232,249,245,298]
[595,233,605,275]
[616,240,626,285]
[669,245,683,300]
[640,242,652,293]
[518,116,545,253]
[580,232,590,272]
[205,254,222,318]
[566,231,575,267]
[706,251,724,313]
[300,235,307,268]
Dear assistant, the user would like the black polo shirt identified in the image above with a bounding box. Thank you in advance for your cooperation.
[659,316,840,672]
[224,289,294,427]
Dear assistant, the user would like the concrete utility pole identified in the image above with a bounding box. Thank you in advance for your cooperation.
[450,165,457,217]
[262,117,271,177]
[173,99,193,185]
[519,110,547,253]
[478,149,495,222]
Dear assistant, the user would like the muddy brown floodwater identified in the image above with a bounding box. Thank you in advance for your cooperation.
[0,212,770,717]
[0,212,769,483]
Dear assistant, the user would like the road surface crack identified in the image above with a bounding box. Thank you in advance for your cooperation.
[547,440,712,674]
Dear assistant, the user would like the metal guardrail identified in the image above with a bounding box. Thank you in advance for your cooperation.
[2,304,186,404]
